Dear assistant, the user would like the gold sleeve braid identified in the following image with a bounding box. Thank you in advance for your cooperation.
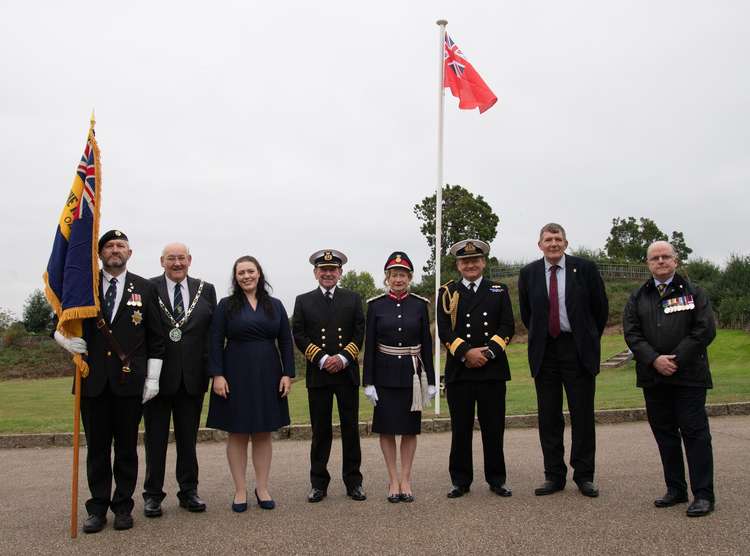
[343,342,360,359]
[305,343,322,362]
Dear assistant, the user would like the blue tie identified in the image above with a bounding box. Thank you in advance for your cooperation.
[103,277,118,322]
[173,282,184,318]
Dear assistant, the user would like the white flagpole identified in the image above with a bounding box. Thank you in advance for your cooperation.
[434,19,447,415]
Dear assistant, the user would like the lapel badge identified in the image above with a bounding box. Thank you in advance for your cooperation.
[131,310,143,326]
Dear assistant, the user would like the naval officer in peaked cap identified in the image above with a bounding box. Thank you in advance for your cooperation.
[292,249,367,502]
[437,239,515,499]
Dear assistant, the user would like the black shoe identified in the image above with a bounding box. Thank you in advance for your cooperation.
[447,485,470,499]
[387,492,401,503]
[686,498,714,517]
[347,485,367,501]
[654,491,688,508]
[113,513,133,530]
[490,484,513,497]
[307,488,327,503]
[399,492,415,503]
[534,480,565,496]
[179,493,206,513]
[576,481,599,498]
[231,491,248,513]
[82,514,107,534]
[255,489,276,510]
[143,498,162,518]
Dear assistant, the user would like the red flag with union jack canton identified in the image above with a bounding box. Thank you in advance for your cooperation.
[443,34,497,113]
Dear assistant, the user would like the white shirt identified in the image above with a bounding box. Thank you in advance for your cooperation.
[461,276,483,291]
[102,270,125,322]
[165,275,190,312]
[317,284,348,369]
[544,255,571,333]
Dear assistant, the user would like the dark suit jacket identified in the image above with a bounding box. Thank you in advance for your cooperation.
[79,271,165,397]
[292,287,365,387]
[518,255,608,377]
[150,274,217,396]
[436,278,515,383]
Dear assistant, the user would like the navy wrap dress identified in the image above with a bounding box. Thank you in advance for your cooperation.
[206,296,295,433]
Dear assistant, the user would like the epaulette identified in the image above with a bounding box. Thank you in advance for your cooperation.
[366,293,386,303]
[409,292,430,303]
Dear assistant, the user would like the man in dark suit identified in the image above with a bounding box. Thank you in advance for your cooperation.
[518,223,608,498]
[624,240,716,517]
[142,242,217,517]
[292,249,366,503]
[54,229,165,533]
[437,239,515,499]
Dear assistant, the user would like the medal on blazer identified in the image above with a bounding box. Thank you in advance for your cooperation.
[662,294,695,314]
[158,280,205,342]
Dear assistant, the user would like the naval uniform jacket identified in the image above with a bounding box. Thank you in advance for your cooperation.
[437,279,515,383]
[150,275,217,396]
[79,271,165,398]
[362,293,435,388]
[292,287,365,387]
[518,255,608,377]
[623,273,716,389]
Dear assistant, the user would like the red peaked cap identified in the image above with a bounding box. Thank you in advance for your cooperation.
[384,252,414,272]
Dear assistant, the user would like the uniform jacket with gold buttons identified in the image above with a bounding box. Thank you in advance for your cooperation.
[437,279,515,383]
[362,293,435,388]
[292,287,365,387]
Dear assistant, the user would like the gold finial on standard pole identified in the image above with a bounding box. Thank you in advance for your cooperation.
[89,108,96,130]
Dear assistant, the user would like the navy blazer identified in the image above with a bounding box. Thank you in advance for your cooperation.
[518,255,608,377]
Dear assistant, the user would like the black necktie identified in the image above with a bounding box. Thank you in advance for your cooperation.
[468,282,476,293]
[325,289,333,304]
[174,282,185,318]
[103,277,118,323]
[656,283,667,297]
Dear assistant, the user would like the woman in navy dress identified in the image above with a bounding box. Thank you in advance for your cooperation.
[207,256,295,511]
[363,252,436,503]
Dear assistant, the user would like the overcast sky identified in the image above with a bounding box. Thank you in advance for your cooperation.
[1,1,748,317]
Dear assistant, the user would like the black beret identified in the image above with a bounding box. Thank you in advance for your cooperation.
[98,229,129,252]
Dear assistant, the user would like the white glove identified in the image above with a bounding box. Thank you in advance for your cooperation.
[54,331,87,354]
[364,385,378,406]
[427,385,438,401]
[142,358,163,404]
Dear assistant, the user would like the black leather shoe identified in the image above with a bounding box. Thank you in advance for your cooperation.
[113,513,133,530]
[686,498,714,517]
[307,488,327,503]
[399,492,415,503]
[490,484,513,497]
[255,489,276,510]
[82,514,107,534]
[347,485,367,501]
[387,492,401,503]
[143,498,162,518]
[576,481,599,498]
[179,493,207,513]
[654,491,688,508]
[534,480,565,496]
[447,485,470,498]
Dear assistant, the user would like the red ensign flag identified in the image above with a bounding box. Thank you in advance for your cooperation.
[443,34,497,113]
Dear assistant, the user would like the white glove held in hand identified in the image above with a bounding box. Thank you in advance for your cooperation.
[54,331,87,354]
[427,385,438,401]
[142,359,163,404]
[364,385,378,406]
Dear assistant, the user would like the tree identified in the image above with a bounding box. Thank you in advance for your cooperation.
[413,184,499,274]
[0,307,16,332]
[339,270,383,312]
[22,289,54,333]
[604,217,692,262]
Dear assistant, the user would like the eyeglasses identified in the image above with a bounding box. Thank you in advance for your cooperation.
[648,255,674,262]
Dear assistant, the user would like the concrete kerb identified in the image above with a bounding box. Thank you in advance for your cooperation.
[3,401,749,449]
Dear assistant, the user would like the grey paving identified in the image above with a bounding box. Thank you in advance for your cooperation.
[1,416,748,555]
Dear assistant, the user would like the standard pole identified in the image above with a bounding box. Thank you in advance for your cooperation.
[434,19,447,415]
[70,359,82,538]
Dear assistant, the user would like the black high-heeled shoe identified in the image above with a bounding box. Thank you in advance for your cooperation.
[255,489,276,510]
[232,492,247,513]
[399,492,415,503]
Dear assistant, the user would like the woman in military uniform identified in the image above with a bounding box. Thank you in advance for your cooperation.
[363,252,437,502]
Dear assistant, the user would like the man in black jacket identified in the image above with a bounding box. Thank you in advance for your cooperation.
[142,242,217,517]
[437,239,515,499]
[292,249,366,502]
[518,223,608,498]
[623,240,716,517]
[54,229,165,533]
